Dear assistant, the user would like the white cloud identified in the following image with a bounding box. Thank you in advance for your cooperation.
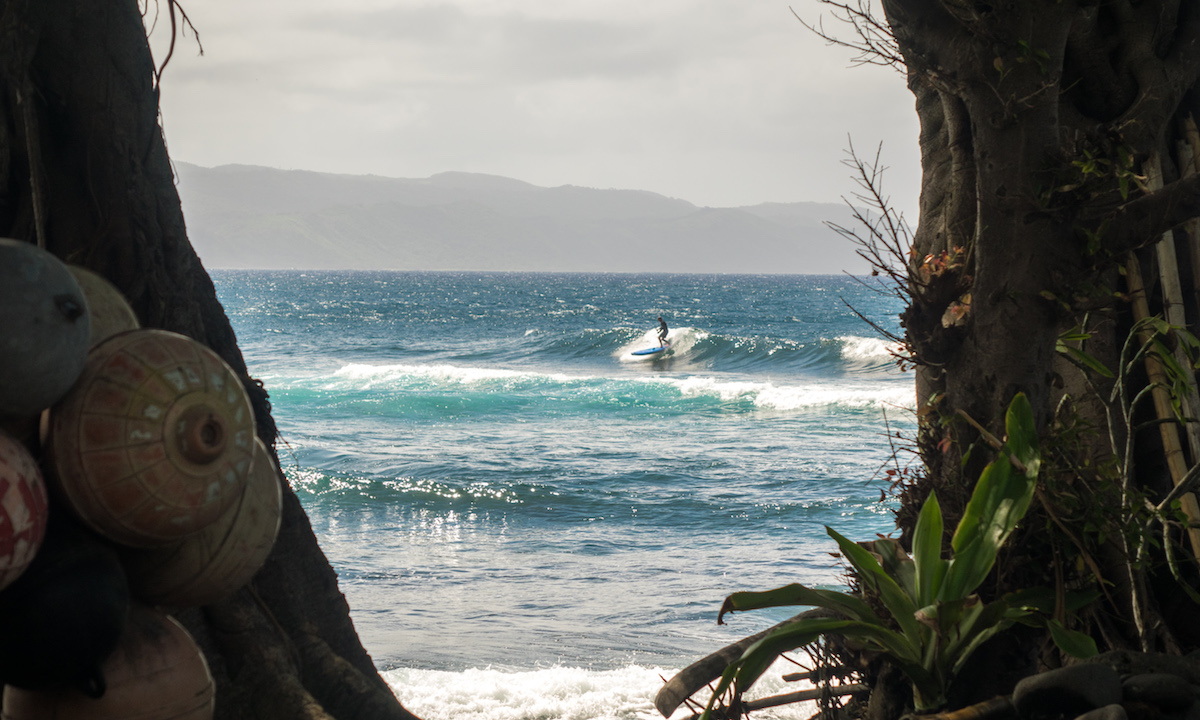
[153,0,920,212]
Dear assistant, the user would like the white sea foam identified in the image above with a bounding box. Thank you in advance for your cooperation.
[838,335,902,363]
[297,362,913,412]
[331,363,579,387]
[661,376,913,411]
[384,661,820,720]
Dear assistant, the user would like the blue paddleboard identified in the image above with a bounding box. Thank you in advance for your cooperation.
[631,341,670,357]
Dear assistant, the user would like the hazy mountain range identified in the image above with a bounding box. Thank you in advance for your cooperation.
[175,162,870,274]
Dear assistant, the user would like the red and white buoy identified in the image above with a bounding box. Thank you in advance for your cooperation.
[0,430,48,592]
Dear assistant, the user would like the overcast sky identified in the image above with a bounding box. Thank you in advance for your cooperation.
[150,0,920,214]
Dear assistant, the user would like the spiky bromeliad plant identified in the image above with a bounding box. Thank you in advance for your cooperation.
[704,393,1095,716]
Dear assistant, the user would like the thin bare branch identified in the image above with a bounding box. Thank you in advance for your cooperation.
[149,0,204,90]
[791,1,904,72]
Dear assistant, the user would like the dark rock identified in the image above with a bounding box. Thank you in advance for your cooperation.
[1184,698,1200,720]
[1123,674,1194,712]
[1096,652,1200,686]
[1013,665,1123,719]
[1075,704,1128,720]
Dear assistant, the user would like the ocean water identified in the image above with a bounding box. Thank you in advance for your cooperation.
[210,271,913,720]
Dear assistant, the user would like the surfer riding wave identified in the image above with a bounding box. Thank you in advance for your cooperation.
[626,318,674,359]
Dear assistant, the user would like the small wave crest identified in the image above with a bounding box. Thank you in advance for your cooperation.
[613,328,903,376]
[838,335,902,365]
[330,362,579,390]
[662,376,912,410]
[277,361,911,414]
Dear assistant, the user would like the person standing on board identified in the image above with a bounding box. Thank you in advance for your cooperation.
[657,316,669,347]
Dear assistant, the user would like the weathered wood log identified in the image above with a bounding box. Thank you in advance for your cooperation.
[914,696,1016,720]
[654,608,835,717]
[677,683,871,720]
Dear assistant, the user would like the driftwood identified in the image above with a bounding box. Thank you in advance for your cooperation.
[676,684,871,720]
[655,608,838,717]
[911,696,1015,720]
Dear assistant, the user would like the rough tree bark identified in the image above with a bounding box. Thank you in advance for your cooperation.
[883,0,1200,494]
[837,0,1200,707]
[0,1,420,717]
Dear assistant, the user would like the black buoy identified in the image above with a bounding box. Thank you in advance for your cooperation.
[0,238,91,421]
[0,502,129,695]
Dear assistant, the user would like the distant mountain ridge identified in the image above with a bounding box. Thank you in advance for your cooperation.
[175,162,868,273]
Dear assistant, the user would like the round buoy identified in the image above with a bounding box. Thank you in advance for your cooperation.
[125,437,282,606]
[0,430,48,592]
[0,508,129,693]
[46,329,254,548]
[67,266,140,348]
[2,605,214,720]
[0,238,91,420]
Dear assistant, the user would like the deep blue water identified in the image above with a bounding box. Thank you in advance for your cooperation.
[211,271,913,717]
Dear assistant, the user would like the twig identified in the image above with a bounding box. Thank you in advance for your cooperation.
[17,84,45,249]
[790,1,904,71]
[153,0,204,89]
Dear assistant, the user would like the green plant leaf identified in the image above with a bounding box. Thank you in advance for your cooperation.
[828,527,924,644]
[949,620,1016,676]
[1059,345,1114,378]
[1004,392,1039,477]
[912,491,947,606]
[1003,586,1056,614]
[872,538,917,599]
[720,584,881,625]
[943,597,1013,667]
[942,456,1013,599]
[1057,330,1091,343]
[943,395,1040,601]
[728,617,934,704]
[1047,619,1098,658]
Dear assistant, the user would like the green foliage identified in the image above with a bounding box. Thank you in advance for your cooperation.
[1056,327,1113,378]
[992,39,1051,80]
[1038,139,1142,218]
[703,394,1095,717]
[1046,312,1200,651]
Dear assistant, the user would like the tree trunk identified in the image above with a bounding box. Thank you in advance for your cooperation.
[0,1,419,717]
[874,0,1200,693]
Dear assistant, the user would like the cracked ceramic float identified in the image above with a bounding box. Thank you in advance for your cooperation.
[124,437,282,606]
[67,265,140,348]
[46,329,254,548]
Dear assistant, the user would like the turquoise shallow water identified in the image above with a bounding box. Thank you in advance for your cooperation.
[212,271,912,717]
